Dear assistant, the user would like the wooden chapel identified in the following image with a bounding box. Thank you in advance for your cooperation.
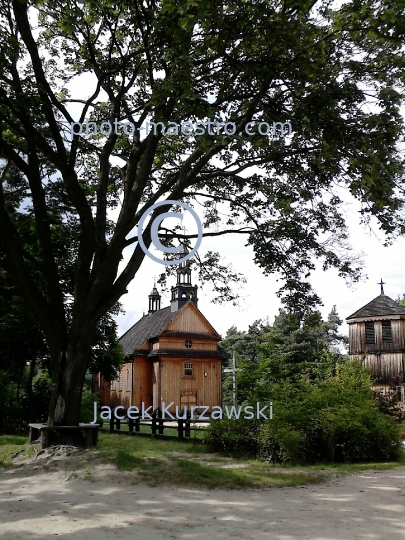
[94,256,223,414]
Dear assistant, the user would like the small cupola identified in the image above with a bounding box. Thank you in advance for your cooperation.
[148,283,161,315]
[171,248,198,312]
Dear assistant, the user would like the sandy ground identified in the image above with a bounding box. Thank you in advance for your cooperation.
[1,455,405,540]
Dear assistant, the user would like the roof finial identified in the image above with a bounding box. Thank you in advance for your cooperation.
[378,278,385,295]
[181,226,187,250]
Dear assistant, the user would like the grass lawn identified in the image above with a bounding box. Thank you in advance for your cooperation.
[1,431,404,490]
[0,435,35,467]
[96,432,405,489]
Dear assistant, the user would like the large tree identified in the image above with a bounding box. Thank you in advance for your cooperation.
[1,0,405,425]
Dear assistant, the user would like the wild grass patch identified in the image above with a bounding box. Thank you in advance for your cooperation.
[1,433,403,489]
[96,432,405,489]
[0,435,35,467]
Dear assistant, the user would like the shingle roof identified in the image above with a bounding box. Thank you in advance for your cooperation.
[346,294,405,320]
[119,306,178,356]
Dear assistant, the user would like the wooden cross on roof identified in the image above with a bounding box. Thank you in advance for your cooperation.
[378,278,385,295]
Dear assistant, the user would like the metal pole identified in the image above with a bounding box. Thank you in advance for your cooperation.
[233,350,237,407]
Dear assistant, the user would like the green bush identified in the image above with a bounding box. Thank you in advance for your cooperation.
[31,371,51,423]
[208,359,403,463]
[206,417,260,456]
[0,369,53,433]
[80,389,100,423]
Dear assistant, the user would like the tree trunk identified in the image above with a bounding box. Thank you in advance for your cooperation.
[26,356,36,423]
[47,325,95,428]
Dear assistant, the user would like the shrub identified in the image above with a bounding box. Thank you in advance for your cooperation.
[80,389,100,423]
[206,417,260,456]
[208,359,403,463]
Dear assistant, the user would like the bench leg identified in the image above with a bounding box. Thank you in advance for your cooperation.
[29,426,40,444]
[41,430,50,449]
[84,429,94,448]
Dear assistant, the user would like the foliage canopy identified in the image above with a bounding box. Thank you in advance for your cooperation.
[1,0,405,424]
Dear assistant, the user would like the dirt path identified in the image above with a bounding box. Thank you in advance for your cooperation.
[1,463,405,540]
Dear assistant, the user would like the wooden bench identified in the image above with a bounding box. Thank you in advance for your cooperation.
[29,423,100,449]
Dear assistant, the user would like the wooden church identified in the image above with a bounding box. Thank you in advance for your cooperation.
[346,281,405,404]
[95,258,223,414]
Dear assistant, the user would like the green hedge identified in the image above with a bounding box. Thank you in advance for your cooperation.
[206,360,403,463]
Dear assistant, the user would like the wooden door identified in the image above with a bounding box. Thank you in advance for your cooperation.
[180,390,197,410]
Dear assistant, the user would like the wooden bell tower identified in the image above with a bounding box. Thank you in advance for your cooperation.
[346,282,405,404]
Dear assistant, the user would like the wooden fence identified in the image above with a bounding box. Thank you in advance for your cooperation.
[105,410,210,440]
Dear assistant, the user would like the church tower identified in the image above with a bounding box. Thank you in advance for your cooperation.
[346,280,405,404]
[170,248,198,312]
[148,283,161,314]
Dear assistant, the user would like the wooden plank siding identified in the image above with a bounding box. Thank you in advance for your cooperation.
[152,338,217,351]
[360,352,405,383]
[166,304,217,335]
[133,356,153,409]
[348,316,405,384]
[109,361,132,410]
[99,301,223,414]
[157,357,221,413]
[348,319,405,354]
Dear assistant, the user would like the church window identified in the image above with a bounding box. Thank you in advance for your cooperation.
[365,322,375,344]
[382,320,393,343]
[184,362,193,376]
[118,371,123,391]
[181,292,187,299]
[126,370,131,391]
[185,340,192,349]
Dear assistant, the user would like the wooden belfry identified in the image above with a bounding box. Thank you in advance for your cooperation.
[346,282,405,401]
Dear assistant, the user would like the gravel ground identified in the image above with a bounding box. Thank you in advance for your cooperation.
[0,456,405,540]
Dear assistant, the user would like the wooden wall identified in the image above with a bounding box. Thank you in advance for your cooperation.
[158,357,222,413]
[349,319,405,354]
[166,305,217,334]
[153,338,216,351]
[100,303,222,412]
[133,356,153,409]
[109,361,132,410]
[360,352,405,384]
[153,360,160,410]
[106,354,222,412]
[106,357,155,410]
